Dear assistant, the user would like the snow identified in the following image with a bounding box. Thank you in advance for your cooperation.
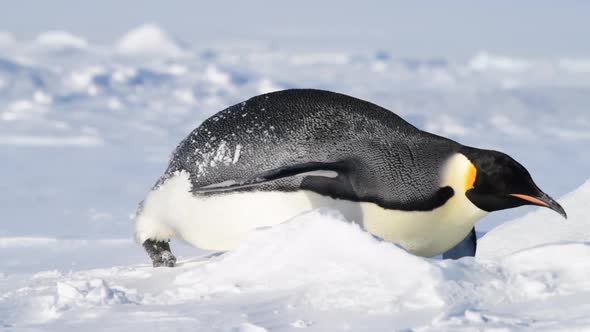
[0,23,589,330]
[3,193,590,330]
[0,135,103,147]
[469,52,533,73]
[116,24,186,58]
[35,31,89,50]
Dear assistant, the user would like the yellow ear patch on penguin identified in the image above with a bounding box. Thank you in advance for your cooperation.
[464,163,477,192]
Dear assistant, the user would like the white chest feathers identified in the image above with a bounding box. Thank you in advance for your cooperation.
[134,153,487,257]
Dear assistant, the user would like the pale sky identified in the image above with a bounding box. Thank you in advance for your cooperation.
[1,0,589,58]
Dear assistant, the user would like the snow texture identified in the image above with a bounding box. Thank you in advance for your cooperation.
[0,24,589,331]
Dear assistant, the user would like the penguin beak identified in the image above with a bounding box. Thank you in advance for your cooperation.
[510,192,567,219]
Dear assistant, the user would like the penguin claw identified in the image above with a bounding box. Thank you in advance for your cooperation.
[143,239,177,268]
[162,251,177,267]
[152,251,176,267]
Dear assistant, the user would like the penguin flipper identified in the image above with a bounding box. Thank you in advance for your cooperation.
[193,161,345,193]
[192,159,453,212]
[442,227,477,259]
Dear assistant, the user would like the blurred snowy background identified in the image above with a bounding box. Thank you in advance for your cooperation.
[1,1,589,330]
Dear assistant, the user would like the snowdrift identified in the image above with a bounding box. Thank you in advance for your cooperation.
[2,179,589,330]
[116,24,186,58]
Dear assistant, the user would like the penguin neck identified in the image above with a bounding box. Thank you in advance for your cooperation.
[440,153,488,224]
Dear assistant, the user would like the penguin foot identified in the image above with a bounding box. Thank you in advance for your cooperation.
[142,239,177,268]
[442,227,477,260]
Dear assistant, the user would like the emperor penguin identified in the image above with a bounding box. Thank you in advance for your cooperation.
[134,89,566,267]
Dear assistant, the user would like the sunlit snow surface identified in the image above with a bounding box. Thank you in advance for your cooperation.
[1,25,589,330]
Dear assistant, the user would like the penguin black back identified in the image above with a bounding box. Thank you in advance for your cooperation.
[161,89,461,211]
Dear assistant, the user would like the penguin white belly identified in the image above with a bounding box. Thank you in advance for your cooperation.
[134,171,316,251]
[359,192,486,256]
[134,169,486,257]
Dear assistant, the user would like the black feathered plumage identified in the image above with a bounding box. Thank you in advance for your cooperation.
[160,89,462,211]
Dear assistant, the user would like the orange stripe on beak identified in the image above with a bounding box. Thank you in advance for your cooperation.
[510,194,550,207]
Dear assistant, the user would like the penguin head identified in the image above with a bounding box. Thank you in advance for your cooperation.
[461,147,567,218]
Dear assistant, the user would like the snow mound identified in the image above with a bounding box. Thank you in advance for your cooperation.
[116,24,185,58]
[175,209,443,312]
[479,177,590,258]
[35,31,88,49]
[501,243,590,294]
[167,207,590,321]
[2,206,590,329]
[56,279,131,307]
